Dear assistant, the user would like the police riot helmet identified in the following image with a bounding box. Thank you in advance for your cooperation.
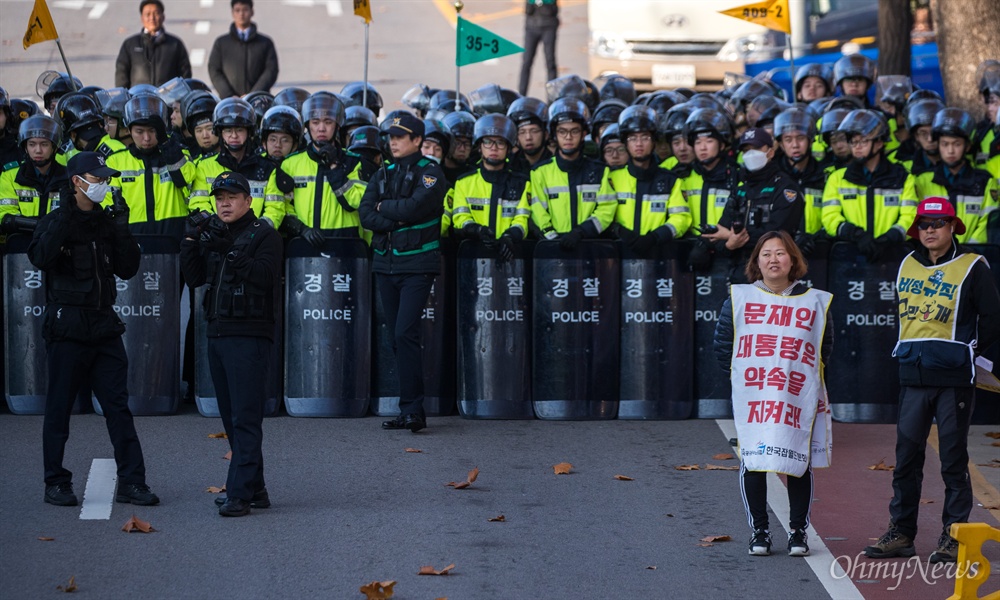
[546,97,590,135]
[441,110,476,141]
[123,94,170,140]
[348,125,382,154]
[686,93,725,112]
[10,99,40,127]
[793,63,833,99]
[646,91,688,115]
[273,87,311,117]
[77,86,104,104]
[825,96,865,112]
[260,105,303,145]
[591,98,628,136]
[95,87,131,120]
[186,79,212,93]
[54,92,104,134]
[746,96,791,129]
[301,92,347,128]
[156,77,192,106]
[545,75,592,107]
[401,84,434,117]
[976,60,1000,102]
[180,91,218,134]
[429,90,472,114]
[904,98,945,133]
[469,83,506,117]
[875,75,913,111]
[473,114,517,148]
[18,115,63,147]
[729,80,778,113]
[213,97,256,133]
[807,97,833,116]
[599,75,636,105]
[0,87,11,135]
[599,123,623,153]
[684,107,734,147]
[423,119,452,156]
[341,81,383,115]
[128,83,159,98]
[507,97,548,130]
[931,107,976,142]
[773,107,817,140]
[243,91,275,128]
[819,108,852,144]
[837,109,889,142]
[833,54,876,88]
[904,89,942,111]
[38,72,83,108]
[617,105,657,137]
[345,105,378,129]
[659,104,694,142]
[499,88,521,112]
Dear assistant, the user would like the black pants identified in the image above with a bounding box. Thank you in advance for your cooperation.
[889,385,974,540]
[43,337,146,486]
[207,335,271,501]
[377,272,435,418]
[740,462,813,532]
[519,25,558,96]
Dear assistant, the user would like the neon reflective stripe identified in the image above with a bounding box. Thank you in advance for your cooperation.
[530,197,548,208]
[332,181,354,196]
[597,194,617,203]
[119,170,143,177]
[500,199,521,206]
[587,215,604,234]
[617,192,636,200]
[577,184,600,192]
[395,217,439,232]
[16,189,40,198]
[453,206,472,215]
[644,194,672,202]
[265,194,286,202]
[206,176,217,184]
[190,190,209,197]
[668,206,690,214]
[900,199,917,207]
[546,186,569,194]
[514,223,527,234]
[164,158,187,172]
[544,230,558,240]
[805,188,823,197]
[393,240,440,255]
[822,199,841,207]
[466,197,489,205]
[837,188,857,196]
[874,188,902,197]
[515,208,531,216]
[294,176,317,184]
[682,189,700,198]
[0,198,17,205]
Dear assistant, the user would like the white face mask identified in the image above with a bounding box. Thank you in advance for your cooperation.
[80,178,110,203]
[743,149,769,172]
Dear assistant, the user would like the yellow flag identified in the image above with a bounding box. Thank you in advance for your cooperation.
[719,0,791,35]
[23,0,59,49]
[353,0,372,23]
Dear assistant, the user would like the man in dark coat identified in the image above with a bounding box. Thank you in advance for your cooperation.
[115,0,192,88]
[207,0,280,98]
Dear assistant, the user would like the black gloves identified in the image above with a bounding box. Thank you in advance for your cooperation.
[559,226,586,251]
[301,226,325,248]
[186,210,212,239]
[274,167,295,195]
[687,238,712,271]
[794,232,817,256]
[199,215,234,253]
[106,188,130,231]
[630,232,660,254]
[876,228,904,245]
[614,223,639,246]
[281,215,325,248]
[1,214,19,234]
[160,137,186,166]
[857,231,881,262]
[838,221,863,241]
[497,230,517,263]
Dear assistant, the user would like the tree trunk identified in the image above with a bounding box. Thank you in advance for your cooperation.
[932,0,1000,112]
[878,0,912,76]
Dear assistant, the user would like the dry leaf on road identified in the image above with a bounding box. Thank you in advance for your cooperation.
[868,460,894,471]
[121,515,155,533]
[404,448,422,453]
[38,536,55,541]
[614,474,634,481]
[207,432,227,439]
[56,576,77,593]
[359,580,396,599]
[705,464,739,471]
[992,441,1000,447]
[712,453,735,460]
[919,499,934,504]
[223,450,232,460]
[446,468,479,489]
[700,535,731,543]
[418,564,455,576]
[697,543,714,547]
[985,431,1000,439]
[675,465,700,471]
[553,462,573,475]
[206,485,226,494]
[488,515,506,522]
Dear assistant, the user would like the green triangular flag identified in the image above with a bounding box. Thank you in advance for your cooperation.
[456,16,524,67]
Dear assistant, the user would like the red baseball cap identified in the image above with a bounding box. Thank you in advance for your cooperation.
[906,197,966,238]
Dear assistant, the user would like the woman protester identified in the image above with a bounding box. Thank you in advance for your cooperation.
[714,231,834,557]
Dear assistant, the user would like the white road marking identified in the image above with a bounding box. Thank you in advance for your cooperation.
[53,0,86,9]
[483,58,500,66]
[87,1,107,19]
[199,0,214,6]
[326,0,342,16]
[194,20,211,35]
[283,0,315,6]
[715,420,863,600]
[79,459,117,520]
[190,49,207,67]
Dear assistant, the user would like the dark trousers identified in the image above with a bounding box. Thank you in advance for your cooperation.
[518,26,558,96]
[740,462,813,532]
[207,335,271,501]
[43,337,146,486]
[377,273,435,418]
[889,385,974,540]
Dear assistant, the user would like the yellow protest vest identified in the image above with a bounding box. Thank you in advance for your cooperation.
[896,252,981,342]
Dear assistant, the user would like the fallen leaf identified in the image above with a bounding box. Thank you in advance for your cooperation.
[38,536,55,541]
[207,432,228,439]
[700,535,731,543]
[121,515,155,533]
[983,504,1000,510]
[223,450,232,460]
[56,576,77,593]
[868,459,895,471]
[919,499,934,504]
[487,515,506,522]
[712,453,735,460]
[646,565,657,570]
[984,431,1000,439]
[553,462,573,475]
[404,448,422,453]
[614,474,634,481]
[697,543,714,547]
[418,563,455,576]
[467,467,479,483]
[446,468,478,490]
[992,441,1000,447]
[206,485,226,494]
[359,580,396,599]
[675,464,700,471]
[976,462,1000,468]
[705,464,739,471]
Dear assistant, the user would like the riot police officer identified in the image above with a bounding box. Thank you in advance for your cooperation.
[441,111,477,185]
[599,124,627,170]
[358,113,446,433]
[609,105,691,255]
[180,172,282,517]
[833,54,876,108]
[260,105,303,163]
[179,90,220,160]
[774,107,828,254]
[794,63,833,103]
[1,116,68,230]
[890,97,945,175]
[28,151,158,508]
[53,93,107,161]
[451,114,531,262]
[506,97,551,174]
[0,87,21,170]
[94,87,133,158]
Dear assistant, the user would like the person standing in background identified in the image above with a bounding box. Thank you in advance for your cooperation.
[517,0,560,96]
[115,0,192,88]
[208,0,279,98]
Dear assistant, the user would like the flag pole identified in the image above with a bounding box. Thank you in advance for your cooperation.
[785,33,794,85]
[362,22,369,109]
[454,1,464,97]
[54,38,78,91]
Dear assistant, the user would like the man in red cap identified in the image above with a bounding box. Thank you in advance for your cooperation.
[865,197,1000,563]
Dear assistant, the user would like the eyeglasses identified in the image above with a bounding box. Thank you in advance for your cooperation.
[480,139,507,150]
[916,218,952,231]
[848,138,874,147]
[453,139,471,149]
[555,128,583,139]
[603,147,627,157]
[626,133,653,143]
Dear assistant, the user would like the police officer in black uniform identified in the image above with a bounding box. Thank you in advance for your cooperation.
[28,151,159,508]
[180,171,282,517]
[358,113,446,433]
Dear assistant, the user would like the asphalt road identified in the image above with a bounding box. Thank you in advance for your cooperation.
[0,0,591,110]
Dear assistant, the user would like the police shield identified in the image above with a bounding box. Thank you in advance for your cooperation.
[371,250,454,417]
[456,239,533,419]
[93,235,181,416]
[826,241,908,423]
[532,240,620,420]
[619,243,695,419]
[692,246,734,418]
[285,238,370,417]
[4,234,50,414]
